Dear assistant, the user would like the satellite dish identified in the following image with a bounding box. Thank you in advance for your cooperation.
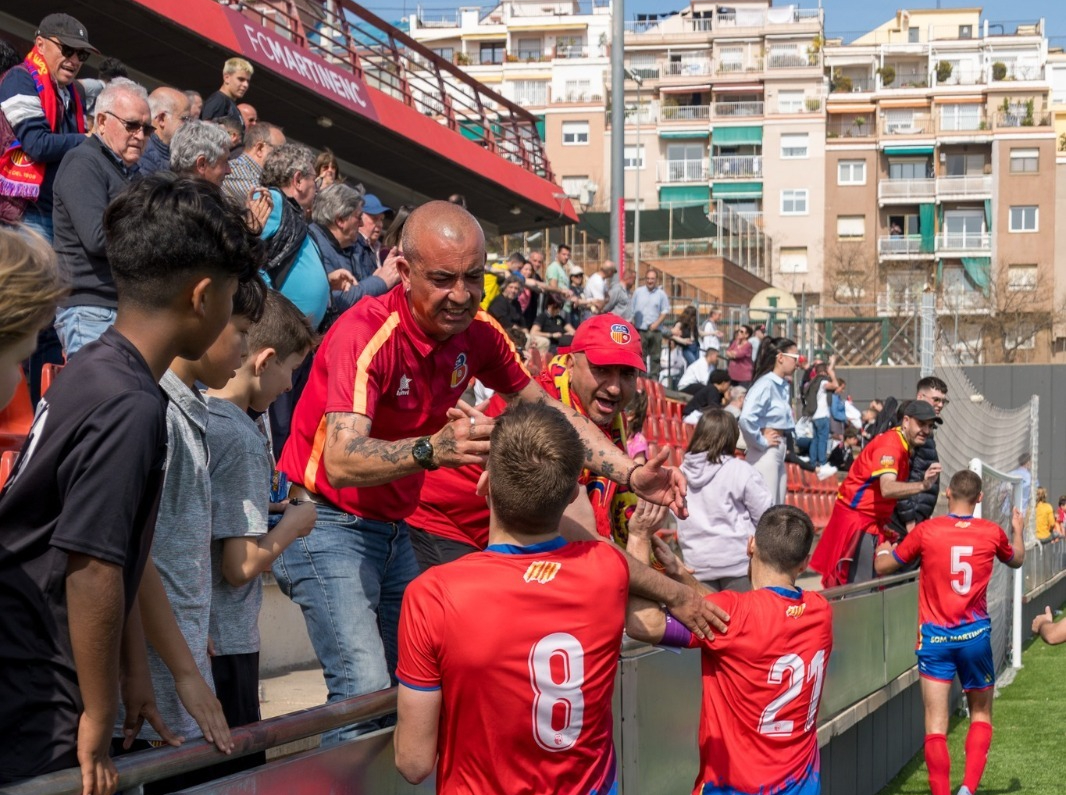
[749,287,798,322]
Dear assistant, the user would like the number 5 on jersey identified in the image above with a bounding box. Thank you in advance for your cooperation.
[759,649,828,736]
[951,545,973,595]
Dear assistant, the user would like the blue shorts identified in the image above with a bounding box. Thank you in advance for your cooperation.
[916,621,995,691]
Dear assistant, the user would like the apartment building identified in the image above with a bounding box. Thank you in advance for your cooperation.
[823,9,1057,362]
[617,0,826,297]
[407,0,611,211]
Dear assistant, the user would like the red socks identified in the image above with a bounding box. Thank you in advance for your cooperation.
[925,733,951,795]
[963,721,993,793]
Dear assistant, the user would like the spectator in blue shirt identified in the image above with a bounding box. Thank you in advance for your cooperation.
[739,337,800,505]
[630,268,671,379]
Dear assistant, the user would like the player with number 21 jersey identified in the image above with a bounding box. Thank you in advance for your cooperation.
[683,587,833,795]
[396,538,628,794]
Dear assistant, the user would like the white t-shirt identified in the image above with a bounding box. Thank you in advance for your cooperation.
[678,357,711,391]
[585,272,606,302]
[700,319,721,351]
[812,380,830,420]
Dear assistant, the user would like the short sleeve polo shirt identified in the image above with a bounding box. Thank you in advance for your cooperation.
[278,285,531,521]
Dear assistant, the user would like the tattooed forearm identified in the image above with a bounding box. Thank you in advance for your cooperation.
[323,413,420,488]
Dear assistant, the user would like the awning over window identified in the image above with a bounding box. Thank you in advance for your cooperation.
[660,84,711,94]
[711,181,763,198]
[826,104,876,114]
[660,130,710,139]
[937,95,985,105]
[884,145,935,156]
[711,125,763,145]
[658,185,711,207]
[575,206,718,241]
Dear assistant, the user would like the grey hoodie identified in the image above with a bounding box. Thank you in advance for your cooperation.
[676,453,773,581]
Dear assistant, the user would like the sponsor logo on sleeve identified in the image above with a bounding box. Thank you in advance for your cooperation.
[879,455,896,468]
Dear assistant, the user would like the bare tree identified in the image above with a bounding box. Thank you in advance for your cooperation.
[824,241,878,317]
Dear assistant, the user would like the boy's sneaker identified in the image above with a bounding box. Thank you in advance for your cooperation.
[957,787,973,795]
[816,464,838,481]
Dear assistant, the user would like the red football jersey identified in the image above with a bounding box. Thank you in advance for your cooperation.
[835,427,912,523]
[686,588,834,795]
[397,538,628,794]
[278,286,529,521]
[893,514,1015,632]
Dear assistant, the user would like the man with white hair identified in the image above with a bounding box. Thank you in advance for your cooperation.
[584,259,616,314]
[139,86,190,175]
[169,120,231,186]
[52,78,151,356]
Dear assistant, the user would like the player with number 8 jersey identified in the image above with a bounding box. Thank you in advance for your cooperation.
[395,402,629,794]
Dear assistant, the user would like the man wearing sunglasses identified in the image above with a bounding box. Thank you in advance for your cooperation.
[0,13,98,240]
[52,79,152,356]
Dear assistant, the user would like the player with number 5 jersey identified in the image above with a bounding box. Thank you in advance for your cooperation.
[875,470,1025,795]
[626,505,833,795]
[395,402,629,794]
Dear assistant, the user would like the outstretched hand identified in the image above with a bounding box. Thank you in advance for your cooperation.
[629,447,688,518]
[434,400,495,468]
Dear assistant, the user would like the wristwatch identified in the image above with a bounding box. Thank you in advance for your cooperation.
[412,436,438,470]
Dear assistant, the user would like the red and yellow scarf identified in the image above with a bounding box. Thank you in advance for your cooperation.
[0,46,86,199]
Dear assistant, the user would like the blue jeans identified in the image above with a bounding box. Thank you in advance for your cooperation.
[54,306,117,357]
[811,417,830,466]
[271,504,420,745]
[20,208,53,243]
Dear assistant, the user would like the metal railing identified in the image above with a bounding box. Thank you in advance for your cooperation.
[777,97,821,114]
[223,0,554,178]
[883,115,934,136]
[624,106,657,124]
[937,232,991,252]
[660,104,710,122]
[766,50,812,69]
[876,289,922,314]
[714,59,762,74]
[829,75,875,92]
[626,63,661,80]
[937,175,992,198]
[709,154,762,179]
[939,111,989,132]
[665,60,712,76]
[878,235,927,257]
[994,110,1052,129]
[826,119,874,138]
[878,179,936,202]
[657,159,708,182]
[713,100,764,117]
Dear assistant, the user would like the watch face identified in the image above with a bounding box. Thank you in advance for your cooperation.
[414,438,435,469]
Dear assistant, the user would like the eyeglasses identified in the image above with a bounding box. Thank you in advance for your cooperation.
[104,111,155,137]
[47,38,91,63]
[779,352,801,360]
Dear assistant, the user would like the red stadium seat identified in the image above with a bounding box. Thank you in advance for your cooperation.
[0,371,33,453]
[665,400,683,422]
[786,464,802,492]
[0,450,15,491]
[40,362,64,396]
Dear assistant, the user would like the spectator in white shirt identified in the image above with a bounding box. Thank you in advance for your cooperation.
[677,347,721,395]
[700,307,724,352]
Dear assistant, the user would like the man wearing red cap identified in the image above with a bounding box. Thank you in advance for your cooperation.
[409,312,650,564]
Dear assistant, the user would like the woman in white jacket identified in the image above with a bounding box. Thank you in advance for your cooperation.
[677,409,773,592]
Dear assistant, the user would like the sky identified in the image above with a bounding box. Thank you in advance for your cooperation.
[367,0,1063,45]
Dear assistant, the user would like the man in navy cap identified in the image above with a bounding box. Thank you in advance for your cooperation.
[354,192,391,279]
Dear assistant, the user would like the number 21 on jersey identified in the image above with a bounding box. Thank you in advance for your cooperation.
[758,649,828,737]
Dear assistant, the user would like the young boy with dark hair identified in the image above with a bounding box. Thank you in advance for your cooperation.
[206,289,317,734]
[0,174,256,791]
[875,469,1025,795]
[626,504,834,795]
[117,274,268,783]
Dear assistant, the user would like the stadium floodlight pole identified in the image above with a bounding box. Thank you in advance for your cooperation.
[610,0,625,274]
[624,68,644,278]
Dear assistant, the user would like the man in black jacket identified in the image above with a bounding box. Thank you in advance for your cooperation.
[886,376,949,541]
[52,78,149,356]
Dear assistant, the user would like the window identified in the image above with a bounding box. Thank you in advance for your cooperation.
[908,27,919,43]
[563,79,591,102]
[1007,265,1038,291]
[943,209,985,245]
[958,25,973,39]
[479,42,504,64]
[1007,322,1036,351]
[780,133,808,159]
[888,159,930,180]
[1009,206,1038,232]
[623,144,645,170]
[946,153,985,176]
[940,104,981,131]
[837,215,865,239]
[561,175,589,198]
[561,120,590,145]
[778,90,803,113]
[512,80,548,106]
[884,109,916,133]
[779,247,808,273]
[556,36,585,59]
[628,53,659,80]
[515,37,541,61]
[431,47,454,62]
[781,189,808,215]
[1010,148,1039,173]
[718,46,743,72]
[838,160,866,185]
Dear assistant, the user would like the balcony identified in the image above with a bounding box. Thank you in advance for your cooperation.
[665,60,712,77]
[829,75,875,93]
[936,175,992,200]
[941,291,991,314]
[658,159,708,183]
[626,64,662,81]
[882,116,933,136]
[766,49,814,70]
[660,105,710,122]
[877,289,922,315]
[554,45,588,60]
[878,179,935,203]
[714,59,763,75]
[938,111,989,134]
[777,97,822,114]
[878,235,931,259]
[936,232,991,253]
[993,111,1052,129]
[826,119,875,139]
[713,101,764,118]
[709,155,762,179]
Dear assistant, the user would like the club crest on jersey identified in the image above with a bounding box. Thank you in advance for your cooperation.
[610,323,631,345]
[954,520,972,528]
[785,603,807,619]
[523,561,561,584]
[450,353,469,388]
[879,455,895,468]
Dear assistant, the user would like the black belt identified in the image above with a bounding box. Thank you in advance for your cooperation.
[288,484,336,508]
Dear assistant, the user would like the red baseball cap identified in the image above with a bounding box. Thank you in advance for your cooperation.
[570,314,646,372]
